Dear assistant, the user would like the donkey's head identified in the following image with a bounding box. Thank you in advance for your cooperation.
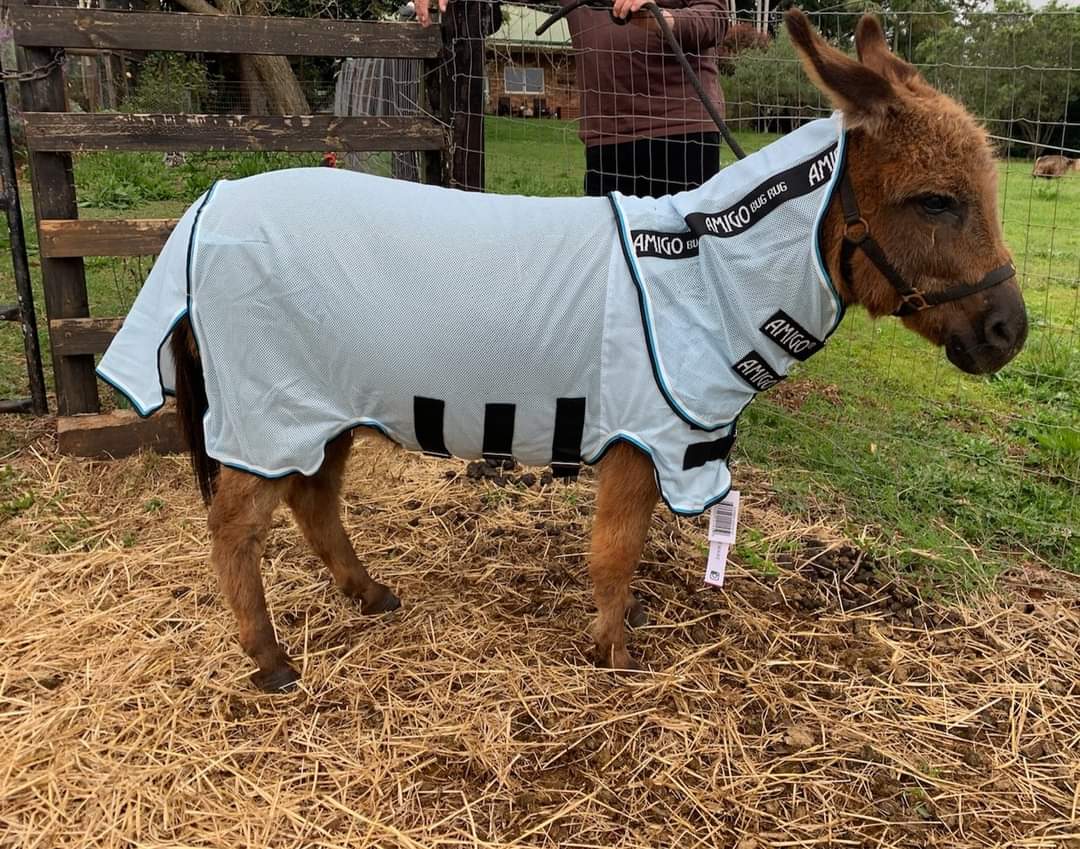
[787,10,1027,374]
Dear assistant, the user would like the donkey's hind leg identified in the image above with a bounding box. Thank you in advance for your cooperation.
[285,431,400,614]
[626,592,648,629]
[208,468,298,692]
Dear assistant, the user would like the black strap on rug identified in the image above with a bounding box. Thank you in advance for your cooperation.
[683,429,737,470]
[482,403,517,463]
[414,396,451,458]
[551,397,587,478]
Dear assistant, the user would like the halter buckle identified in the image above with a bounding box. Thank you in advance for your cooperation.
[899,290,930,312]
[844,217,870,245]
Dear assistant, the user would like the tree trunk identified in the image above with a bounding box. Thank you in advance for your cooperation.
[238,55,271,114]
[171,0,310,115]
[247,53,309,115]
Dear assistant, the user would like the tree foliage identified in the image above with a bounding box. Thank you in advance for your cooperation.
[915,0,1080,152]
[719,21,771,74]
[725,26,823,131]
[122,52,211,113]
[261,0,395,18]
[746,0,974,53]
[724,0,1079,153]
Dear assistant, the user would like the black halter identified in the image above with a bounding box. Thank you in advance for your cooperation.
[837,171,1015,316]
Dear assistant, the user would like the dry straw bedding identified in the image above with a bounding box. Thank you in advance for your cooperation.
[0,418,1077,849]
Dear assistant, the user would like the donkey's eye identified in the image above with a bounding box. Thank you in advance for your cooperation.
[918,194,956,215]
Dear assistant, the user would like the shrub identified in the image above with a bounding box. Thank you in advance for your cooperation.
[725,27,823,132]
[719,22,772,74]
[74,152,181,210]
[122,53,210,114]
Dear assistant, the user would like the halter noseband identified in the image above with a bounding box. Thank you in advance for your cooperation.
[837,171,1015,317]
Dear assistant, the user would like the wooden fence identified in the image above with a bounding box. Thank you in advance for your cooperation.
[11,2,452,457]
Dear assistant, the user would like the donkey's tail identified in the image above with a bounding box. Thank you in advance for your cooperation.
[171,315,219,505]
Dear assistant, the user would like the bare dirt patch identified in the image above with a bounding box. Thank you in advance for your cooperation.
[1,417,1077,848]
[767,378,843,412]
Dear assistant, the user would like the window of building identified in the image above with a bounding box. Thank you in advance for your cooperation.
[503,66,544,95]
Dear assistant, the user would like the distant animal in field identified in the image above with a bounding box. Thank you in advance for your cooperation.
[1033,155,1077,178]
[99,9,1027,690]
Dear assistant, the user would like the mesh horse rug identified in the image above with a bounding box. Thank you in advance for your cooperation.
[99,115,846,515]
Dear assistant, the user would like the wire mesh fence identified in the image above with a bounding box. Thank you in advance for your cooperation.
[7,2,1075,576]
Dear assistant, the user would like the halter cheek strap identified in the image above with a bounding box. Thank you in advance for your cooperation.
[837,171,1015,316]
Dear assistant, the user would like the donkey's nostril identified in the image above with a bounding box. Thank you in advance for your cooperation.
[983,306,1025,352]
[988,319,1012,346]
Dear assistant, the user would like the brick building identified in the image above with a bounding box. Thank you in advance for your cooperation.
[485,5,580,121]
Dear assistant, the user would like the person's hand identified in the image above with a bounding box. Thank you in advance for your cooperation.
[611,0,674,31]
[415,0,447,27]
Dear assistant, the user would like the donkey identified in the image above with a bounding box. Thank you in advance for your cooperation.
[100,10,1026,690]
[1033,154,1077,179]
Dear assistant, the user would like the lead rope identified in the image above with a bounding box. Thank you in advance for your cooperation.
[536,0,746,160]
[536,3,1017,312]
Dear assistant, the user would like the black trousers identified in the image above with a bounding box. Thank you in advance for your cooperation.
[584,132,721,198]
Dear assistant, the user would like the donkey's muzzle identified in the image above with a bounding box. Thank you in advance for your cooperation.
[945,283,1028,375]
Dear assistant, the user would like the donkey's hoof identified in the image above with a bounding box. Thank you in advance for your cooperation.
[626,598,648,629]
[594,645,643,673]
[361,585,401,615]
[251,664,300,693]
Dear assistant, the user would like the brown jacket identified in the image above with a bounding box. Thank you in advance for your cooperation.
[565,0,728,147]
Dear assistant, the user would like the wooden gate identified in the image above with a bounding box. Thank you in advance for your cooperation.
[11,2,449,457]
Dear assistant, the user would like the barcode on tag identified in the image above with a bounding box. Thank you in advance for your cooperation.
[708,490,740,544]
[704,541,729,587]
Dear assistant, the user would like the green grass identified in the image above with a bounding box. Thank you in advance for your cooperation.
[0,118,1076,584]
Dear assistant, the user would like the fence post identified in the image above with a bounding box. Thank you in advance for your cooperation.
[444,0,500,191]
[423,16,453,188]
[19,45,98,416]
[0,80,47,415]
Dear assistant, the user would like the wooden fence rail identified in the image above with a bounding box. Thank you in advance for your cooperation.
[13,2,452,457]
[12,6,442,58]
[38,219,178,258]
[24,113,446,152]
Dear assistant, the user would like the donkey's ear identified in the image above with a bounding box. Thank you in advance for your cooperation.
[785,8,895,133]
[855,14,920,84]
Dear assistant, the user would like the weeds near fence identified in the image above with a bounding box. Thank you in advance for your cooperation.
[73,151,324,210]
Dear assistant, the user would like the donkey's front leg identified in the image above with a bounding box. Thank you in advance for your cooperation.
[589,442,659,670]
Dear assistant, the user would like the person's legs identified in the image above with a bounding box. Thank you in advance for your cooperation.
[646,132,721,197]
[585,139,649,197]
[586,133,721,199]
[629,137,655,198]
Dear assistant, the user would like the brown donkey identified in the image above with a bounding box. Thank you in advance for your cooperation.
[164,11,1027,690]
[1033,154,1077,178]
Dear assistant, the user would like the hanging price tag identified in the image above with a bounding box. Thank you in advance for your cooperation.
[708,490,739,543]
[704,490,739,588]
[705,541,729,587]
